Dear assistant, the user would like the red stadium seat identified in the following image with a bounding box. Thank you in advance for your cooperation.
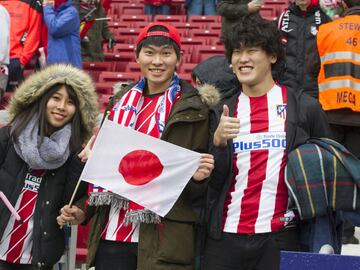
[180,37,206,46]
[83,61,114,71]
[125,62,141,73]
[178,63,197,74]
[111,0,132,3]
[260,6,277,19]
[189,29,221,45]
[114,28,141,44]
[109,3,144,16]
[264,0,289,15]
[95,82,115,95]
[170,22,202,31]
[119,14,152,24]
[103,52,136,71]
[107,21,132,30]
[83,62,115,81]
[154,14,187,23]
[132,21,151,29]
[112,43,136,54]
[188,15,221,24]
[120,4,144,14]
[207,22,222,31]
[98,71,140,84]
[191,45,225,63]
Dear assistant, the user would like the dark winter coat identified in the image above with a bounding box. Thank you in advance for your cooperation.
[0,127,86,268]
[277,3,330,98]
[0,64,99,267]
[207,86,331,240]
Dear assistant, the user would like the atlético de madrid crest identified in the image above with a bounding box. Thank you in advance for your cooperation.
[277,104,287,120]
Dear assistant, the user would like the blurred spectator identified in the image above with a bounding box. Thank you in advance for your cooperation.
[144,0,171,16]
[80,0,115,62]
[317,0,360,245]
[186,0,217,15]
[320,0,344,19]
[0,0,42,91]
[102,0,112,12]
[43,0,82,68]
[0,4,10,101]
[277,0,331,98]
[217,0,262,41]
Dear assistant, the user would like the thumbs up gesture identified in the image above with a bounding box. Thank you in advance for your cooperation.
[213,105,240,147]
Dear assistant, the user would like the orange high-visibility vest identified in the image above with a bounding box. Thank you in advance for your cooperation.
[317,15,360,112]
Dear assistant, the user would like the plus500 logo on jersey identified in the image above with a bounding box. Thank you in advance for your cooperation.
[233,132,286,153]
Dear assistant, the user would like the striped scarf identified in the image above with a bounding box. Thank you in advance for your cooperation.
[88,74,181,224]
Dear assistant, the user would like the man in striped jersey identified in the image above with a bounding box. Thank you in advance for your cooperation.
[203,14,331,270]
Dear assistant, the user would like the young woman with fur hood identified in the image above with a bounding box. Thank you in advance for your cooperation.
[0,64,99,269]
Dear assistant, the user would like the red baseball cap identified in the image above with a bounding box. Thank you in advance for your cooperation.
[135,22,181,50]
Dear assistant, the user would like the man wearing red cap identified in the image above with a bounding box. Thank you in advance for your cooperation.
[57,22,219,270]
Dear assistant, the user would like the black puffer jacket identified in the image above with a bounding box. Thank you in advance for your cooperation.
[0,127,87,268]
[277,3,330,98]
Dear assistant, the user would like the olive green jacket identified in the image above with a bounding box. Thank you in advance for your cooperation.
[83,80,219,270]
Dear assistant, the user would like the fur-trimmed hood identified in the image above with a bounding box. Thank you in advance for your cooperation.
[197,83,220,108]
[7,64,99,140]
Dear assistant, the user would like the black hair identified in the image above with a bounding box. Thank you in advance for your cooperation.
[343,0,360,7]
[222,14,284,78]
[135,25,181,59]
[10,83,84,152]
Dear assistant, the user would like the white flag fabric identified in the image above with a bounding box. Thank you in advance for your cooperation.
[80,119,201,217]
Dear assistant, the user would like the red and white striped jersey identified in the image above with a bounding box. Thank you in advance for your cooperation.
[103,94,165,242]
[101,206,140,243]
[0,169,45,264]
[222,84,294,234]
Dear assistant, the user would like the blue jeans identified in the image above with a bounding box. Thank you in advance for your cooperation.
[144,4,170,16]
[186,0,216,16]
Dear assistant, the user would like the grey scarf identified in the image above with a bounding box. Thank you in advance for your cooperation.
[13,115,72,170]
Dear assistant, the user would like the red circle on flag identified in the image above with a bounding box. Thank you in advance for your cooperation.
[118,150,163,185]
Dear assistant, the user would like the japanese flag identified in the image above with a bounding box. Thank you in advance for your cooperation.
[80,119,201,217]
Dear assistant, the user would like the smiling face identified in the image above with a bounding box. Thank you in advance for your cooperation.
[46,85,76,133]
[136,44,181,95]
[231,46,277,96]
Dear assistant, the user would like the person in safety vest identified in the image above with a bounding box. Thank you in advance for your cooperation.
[317,0,360,245]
